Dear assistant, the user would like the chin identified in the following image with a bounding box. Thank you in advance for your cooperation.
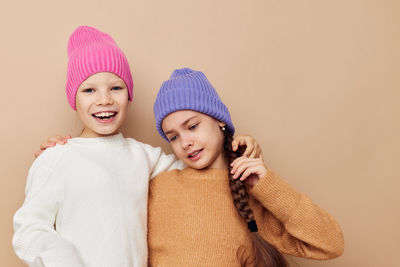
[100,131,119,136]
[91,128,119,137]
[98,125,120,134]
[184,160,210,170]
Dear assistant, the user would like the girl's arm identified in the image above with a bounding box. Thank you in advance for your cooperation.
[250,170,344,259]
[232,158,344,260]
[13,160,84,267]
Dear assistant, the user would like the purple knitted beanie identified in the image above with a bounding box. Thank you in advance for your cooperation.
[66,26,133,110]
[154,68,235,141]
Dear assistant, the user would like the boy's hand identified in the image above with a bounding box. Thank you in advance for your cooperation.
[34,135,72,158]
[231,135,262,159]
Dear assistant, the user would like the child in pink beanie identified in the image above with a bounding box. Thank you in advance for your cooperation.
[12,26,258,267]
[12,25,185,267]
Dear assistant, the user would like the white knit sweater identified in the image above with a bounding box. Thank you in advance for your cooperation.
[13,133,185,267]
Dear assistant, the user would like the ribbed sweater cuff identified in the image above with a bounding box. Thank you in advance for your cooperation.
[249,169,303,224]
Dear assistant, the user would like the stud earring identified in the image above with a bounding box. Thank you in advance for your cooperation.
[221,126,226,132]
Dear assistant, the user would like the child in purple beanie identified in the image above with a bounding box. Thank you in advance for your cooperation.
[148,67,344,266]
[13,27,259,267]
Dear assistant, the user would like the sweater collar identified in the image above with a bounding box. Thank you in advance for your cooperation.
[182,167,229,180]
[68,132,125,146]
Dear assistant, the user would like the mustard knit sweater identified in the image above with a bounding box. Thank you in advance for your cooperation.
[148,168,344,266]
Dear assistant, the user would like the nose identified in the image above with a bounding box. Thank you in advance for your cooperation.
[96,91,113,106]
[180,134,193,150]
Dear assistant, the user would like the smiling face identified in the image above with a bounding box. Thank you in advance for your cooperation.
[76,72,130,138]
[162,110,227,170]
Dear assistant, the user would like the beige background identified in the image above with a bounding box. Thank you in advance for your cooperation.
[1,0,399,266]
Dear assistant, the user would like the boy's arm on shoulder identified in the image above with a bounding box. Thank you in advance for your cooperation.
[140,142,186,179]
[13,158,84,266]
[34,135,71,158]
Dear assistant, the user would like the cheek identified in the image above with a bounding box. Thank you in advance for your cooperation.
[208,128,224,150]
[75,103,85,117]
[118,90,130,103]
[117,97,130,111]
[206,124,224,141]
[76,95,89,112]
[170,143,181,156]
[76,109,89,126]
[75,97,93,122]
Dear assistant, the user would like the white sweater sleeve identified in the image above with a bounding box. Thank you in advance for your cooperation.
[13,160,84,267]
[141,143,186,179]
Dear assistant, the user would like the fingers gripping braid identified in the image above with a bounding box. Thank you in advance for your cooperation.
[223,131,288,267]
[224,131,255,223]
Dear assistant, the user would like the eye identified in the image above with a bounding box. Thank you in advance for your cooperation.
[169,135,178,142]
[111,86,123,91]
[82,88,94,93]
[188,123,198,130]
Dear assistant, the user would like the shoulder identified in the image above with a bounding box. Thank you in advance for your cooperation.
[158,168,184,177]
[150,167,196,183]
[123,137,161,153]
[130,138,163,153]
[125,138,176,162]
[31,143,74,171]
[25,144,74,195]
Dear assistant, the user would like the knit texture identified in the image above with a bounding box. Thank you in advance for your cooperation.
[148,168,344,266]
[153,68,235,141]
[13,133,184,267]
[66,26,133,109]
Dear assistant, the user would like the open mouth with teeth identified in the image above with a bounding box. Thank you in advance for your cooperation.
[188,149,203,158]
[92,111,117,121]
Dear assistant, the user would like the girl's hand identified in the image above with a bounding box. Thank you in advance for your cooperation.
[34,135,72,158]
[231,135,262,159]
[230,157,267,187]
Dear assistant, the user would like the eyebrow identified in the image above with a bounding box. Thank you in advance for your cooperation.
[81,80,124,88]
[164,115,198,136]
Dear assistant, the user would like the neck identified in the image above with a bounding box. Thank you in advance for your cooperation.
[204,152,228,170]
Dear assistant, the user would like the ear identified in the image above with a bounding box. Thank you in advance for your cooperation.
[218,121,226,128]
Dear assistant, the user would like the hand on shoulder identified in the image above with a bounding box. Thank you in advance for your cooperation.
[35,135,72,158]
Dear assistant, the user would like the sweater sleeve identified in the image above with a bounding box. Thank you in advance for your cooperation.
[141,143,186,179]
[249,169,344,260]
[13,161,84,267]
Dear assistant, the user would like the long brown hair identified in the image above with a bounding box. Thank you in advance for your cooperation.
[223,129,289,267]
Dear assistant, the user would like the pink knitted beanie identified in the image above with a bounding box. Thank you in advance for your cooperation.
[66,26,133,109]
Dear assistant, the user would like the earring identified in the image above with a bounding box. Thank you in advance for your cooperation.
[221,126,226,132]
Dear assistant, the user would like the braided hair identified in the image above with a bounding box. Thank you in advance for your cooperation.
[223,129,288,267]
